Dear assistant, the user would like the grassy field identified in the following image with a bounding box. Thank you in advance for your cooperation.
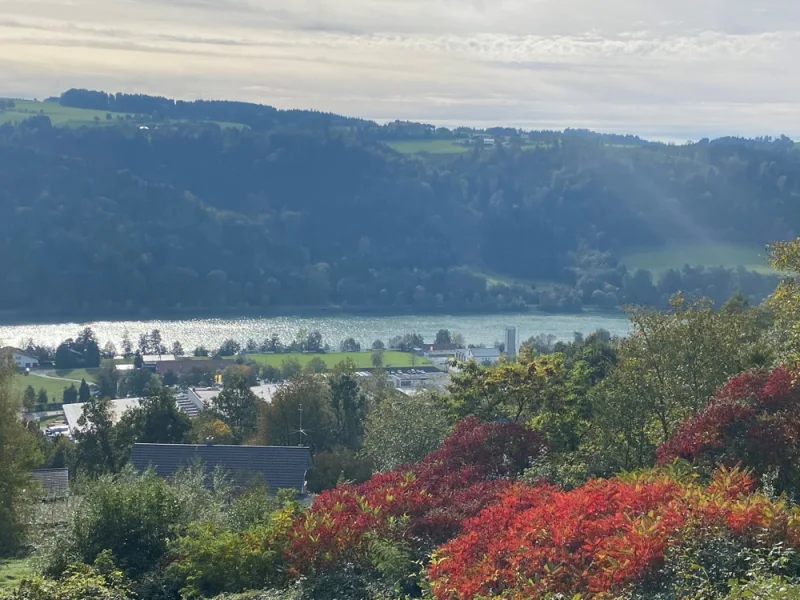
[11,373,71,402]
[469,267,561,292]
[386,139,471,155]
[0,558,33,593]
[52,368,101,383]
[0,99,245,129]
[246,351,432,369]
[621,243,774,276]
[0,99,138,127]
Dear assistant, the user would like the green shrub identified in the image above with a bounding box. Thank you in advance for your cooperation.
[167,501,299,599]
[3,552,132,600]
[725,575,800,600]
[41,467,210,578]
[623,532,800,600]
[306,447,373,493]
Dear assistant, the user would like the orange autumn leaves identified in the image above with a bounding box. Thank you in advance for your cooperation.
[285,366,800,599]
[428,468,800,600]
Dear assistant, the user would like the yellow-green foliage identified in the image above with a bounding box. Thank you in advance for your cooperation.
[769,238,800,360]
[0,361,42,555]
[2,553,132,600]
[725,576,800,600]
[168,499,298,598]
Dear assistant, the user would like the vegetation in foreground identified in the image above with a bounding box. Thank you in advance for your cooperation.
[0,560,32,594]
[5,240,800,599]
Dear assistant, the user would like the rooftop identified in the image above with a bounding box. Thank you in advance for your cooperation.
[142,354,176,363]
[63,397,142,432]
[130,443,311,494]
[465,347,501,357]
[191,383,279,405]
[31,468,69,498]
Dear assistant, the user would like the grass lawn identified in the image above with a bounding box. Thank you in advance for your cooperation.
[0,558,33,593]
[246,351,433,370]
[386,139,471,155]
[621,243,774,277]
[52,368,101,383]
[0,99,245,130]
[11,373,70,403]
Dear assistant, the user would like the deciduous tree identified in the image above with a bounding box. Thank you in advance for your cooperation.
[363,391,451,472]
[0,359,42,555]
[257,374,335,451]
[212,376,259,443]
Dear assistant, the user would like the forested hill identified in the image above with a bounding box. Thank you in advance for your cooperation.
[0,89,796,318]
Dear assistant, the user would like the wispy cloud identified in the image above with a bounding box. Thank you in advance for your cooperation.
[0,0,798,139]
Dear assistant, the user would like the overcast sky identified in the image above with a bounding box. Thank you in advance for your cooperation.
[1,0,798,140]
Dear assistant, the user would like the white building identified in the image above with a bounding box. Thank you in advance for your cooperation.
[188,383,279,409]
[454,347,502,366]
[142,354,176,365]
[63,394,204,430]
[63,398,143,433]
[1,347,39,370]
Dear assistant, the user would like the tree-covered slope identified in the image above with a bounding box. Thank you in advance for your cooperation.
[0,90,796,317]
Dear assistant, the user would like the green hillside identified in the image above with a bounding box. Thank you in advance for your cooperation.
[0,99,245,129]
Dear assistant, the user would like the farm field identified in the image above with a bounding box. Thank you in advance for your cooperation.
[246,351,433,369]
[0,99,137,126]
[386,139,471,155]
[0,99,245,129]
[620,242,773,276]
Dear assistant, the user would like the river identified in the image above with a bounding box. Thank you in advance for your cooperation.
[0,311,630,351]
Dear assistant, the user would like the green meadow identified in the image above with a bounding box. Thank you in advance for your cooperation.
[246,351,432,369]
[386,139,471,155]
[0,99,245,129]
[621,243,774,277]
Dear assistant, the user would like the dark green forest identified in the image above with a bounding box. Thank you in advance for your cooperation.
[0,88,795,318]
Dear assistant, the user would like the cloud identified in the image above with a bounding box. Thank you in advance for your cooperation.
[0,0,798,139]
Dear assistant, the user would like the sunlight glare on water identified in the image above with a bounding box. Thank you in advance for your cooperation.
[0,312,630,350]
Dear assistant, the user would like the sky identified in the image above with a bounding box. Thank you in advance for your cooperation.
[1,0,799,140]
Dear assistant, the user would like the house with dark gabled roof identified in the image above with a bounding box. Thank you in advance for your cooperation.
[129,443,312,495]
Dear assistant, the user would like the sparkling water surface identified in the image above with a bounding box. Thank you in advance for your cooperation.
[0,312,630,350]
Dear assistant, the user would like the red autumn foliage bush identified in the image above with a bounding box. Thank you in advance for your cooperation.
[428,467,800,600]
[286,418,545,575]
[657,366,800,494]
